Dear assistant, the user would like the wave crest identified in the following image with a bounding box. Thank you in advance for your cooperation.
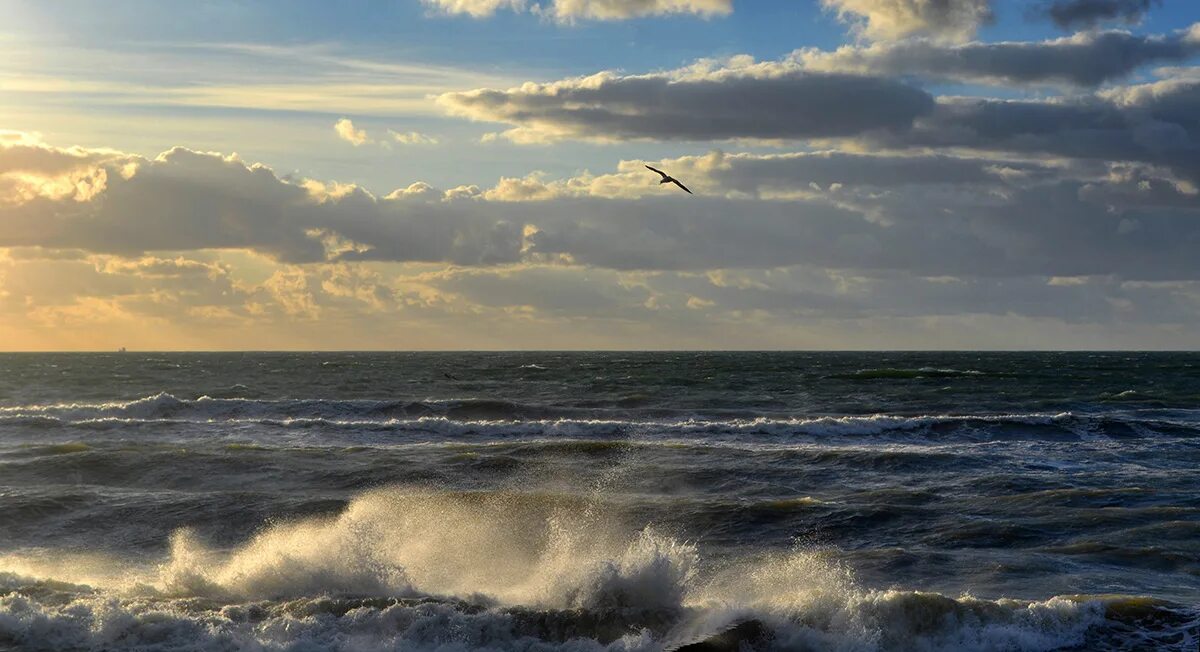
[149,489,696,614]
[4,393,1195,442]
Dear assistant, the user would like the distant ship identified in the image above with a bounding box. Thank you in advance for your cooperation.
[118,347,127,353]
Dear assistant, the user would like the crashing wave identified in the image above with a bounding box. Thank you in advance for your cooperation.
[1,488,1194,651]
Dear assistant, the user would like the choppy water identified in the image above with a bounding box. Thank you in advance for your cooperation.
[0,352,1197,651]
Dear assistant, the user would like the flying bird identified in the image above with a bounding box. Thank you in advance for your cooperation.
[646,165,692,195]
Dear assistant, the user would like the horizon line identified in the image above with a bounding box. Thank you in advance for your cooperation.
[1,349,1198,354]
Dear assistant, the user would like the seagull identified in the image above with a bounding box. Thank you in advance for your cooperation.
[646,165,693,195]
[443,372,460,381]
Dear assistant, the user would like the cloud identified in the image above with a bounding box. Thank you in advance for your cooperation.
[1,42,520,120]
[93,255,230,279]
[1037,0,1160,30]
[5,133,1200,348]
[866,78,1200,183]
[388,130,440,145]
[506,184,1200,280]
[5,134,1200,289]
[472,150,1062,201]
[334,118,369,146]
[639,150,1058,197]
[423,0,525,17]
[0,252,247,324]
[9,10,1200,349]
[436,49,1200,178]
[437,61,935,143]
[797,26,1200,87]
[540,0,732,21]
[0,139,528,265]
[0,135,129,205]
[421,0,730,20]
[821,0,993,42]
[0,250,424,349]
[7,252,1200,350]
[0,135,127,182]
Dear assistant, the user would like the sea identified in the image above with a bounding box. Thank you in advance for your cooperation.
[0,352,1197,651]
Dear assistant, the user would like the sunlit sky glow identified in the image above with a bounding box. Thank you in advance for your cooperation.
[2,0,1199,350]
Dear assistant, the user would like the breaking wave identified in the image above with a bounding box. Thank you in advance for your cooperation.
[1,487,1195,651]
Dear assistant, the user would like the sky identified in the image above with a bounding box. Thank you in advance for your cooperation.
[1,0,1199,350]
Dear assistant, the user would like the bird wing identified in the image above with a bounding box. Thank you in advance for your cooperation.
[645,165,669,179]
[671,179,693,194]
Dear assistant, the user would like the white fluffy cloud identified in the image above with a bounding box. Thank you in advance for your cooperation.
[334,118,369,146]
[422,0,526,18]
[821,0,993,42]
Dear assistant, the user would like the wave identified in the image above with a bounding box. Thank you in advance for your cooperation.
[0,393,566,423]
[8,584,1185,651]
[1095,389,1200,405]
[1,487,1194,651]
[827,367,991,380]
[2,396,1196,444]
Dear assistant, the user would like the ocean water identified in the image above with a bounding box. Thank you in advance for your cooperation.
[0,351,1197,651]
